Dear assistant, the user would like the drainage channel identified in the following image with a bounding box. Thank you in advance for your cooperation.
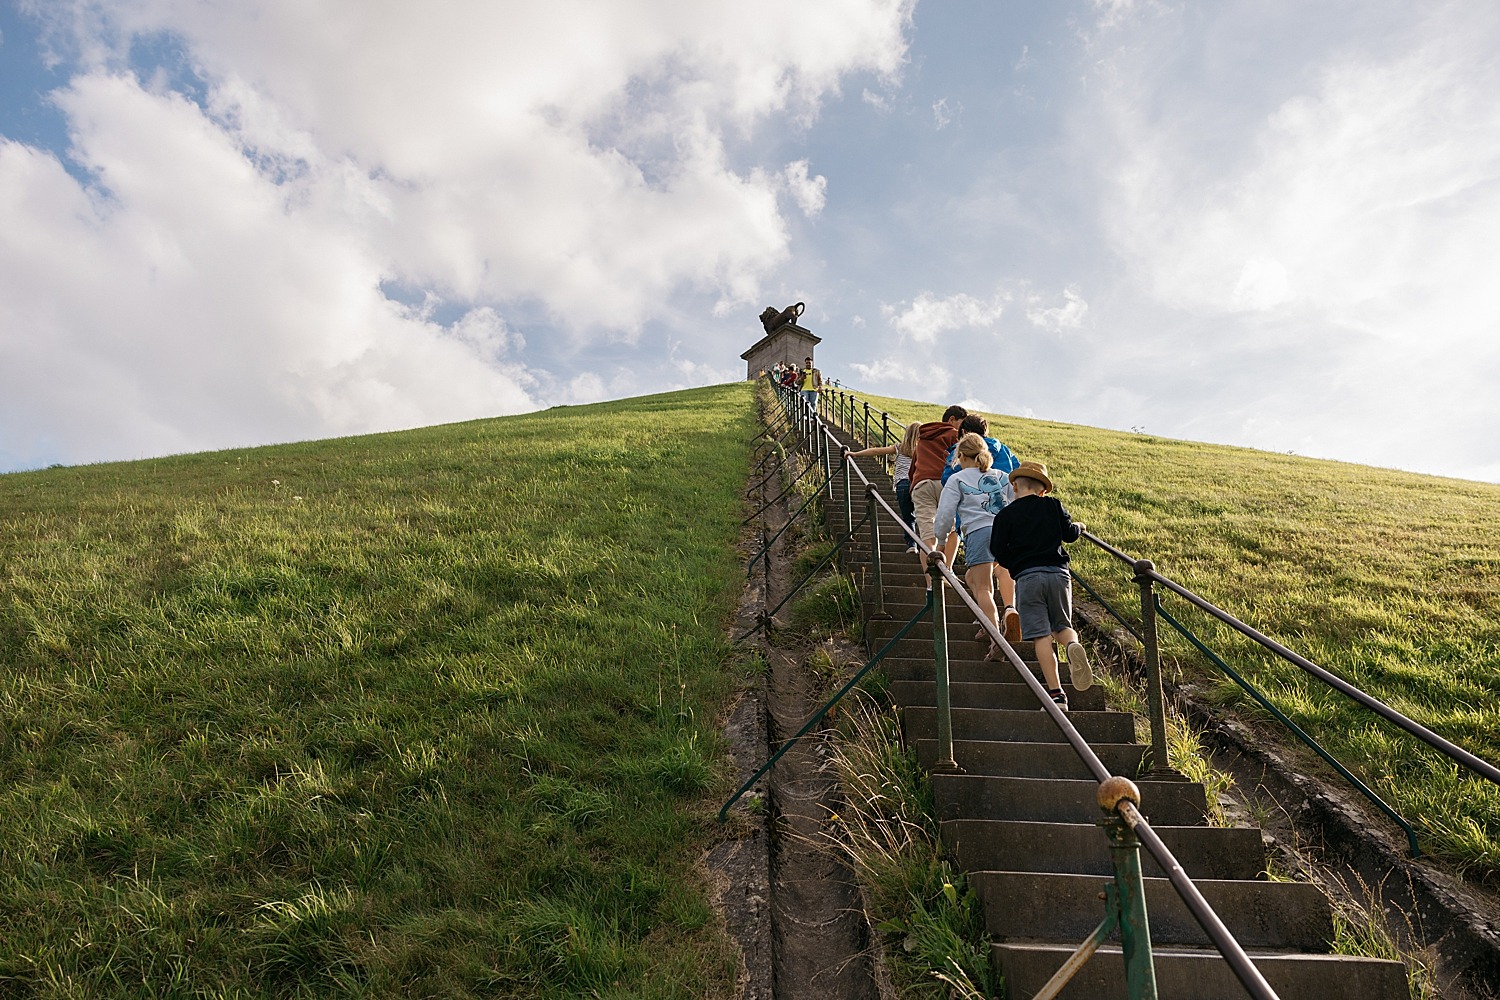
[764,645,876,1000]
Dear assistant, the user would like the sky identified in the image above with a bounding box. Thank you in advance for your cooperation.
[2,1,1499,482]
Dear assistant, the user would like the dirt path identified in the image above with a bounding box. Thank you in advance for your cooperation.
[713,414,877,1000]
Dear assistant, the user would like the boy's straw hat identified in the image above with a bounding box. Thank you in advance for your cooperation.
[1009,460,1053,492]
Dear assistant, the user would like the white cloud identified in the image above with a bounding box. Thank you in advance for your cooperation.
[847,356,953,397]
[1026,286,1089,332]
[1072,3,1500,480]
[0,78,538,469]
[1,0,915,468]
[932,97,957,129]
[882,290,1008,342]
[783,159,828,217]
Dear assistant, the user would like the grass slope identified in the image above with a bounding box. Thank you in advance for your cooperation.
[850,390,1500,879]
[0,383,756,998]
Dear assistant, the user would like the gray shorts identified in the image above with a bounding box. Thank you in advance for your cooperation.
[1015,567,1073,640]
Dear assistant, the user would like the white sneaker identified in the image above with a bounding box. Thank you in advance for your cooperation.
[1066,641,1093,691]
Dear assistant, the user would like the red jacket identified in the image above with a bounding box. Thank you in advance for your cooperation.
[910,422,959,485]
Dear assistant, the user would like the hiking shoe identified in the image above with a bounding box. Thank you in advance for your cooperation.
[906,543,918,554]
[1045,688,1069,712]
[1065,641,1093,691]
[1002,606,1022,644]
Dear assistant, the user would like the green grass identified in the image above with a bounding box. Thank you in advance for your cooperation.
[0,384,757,998]
[843,389,1500,879]
[826,693,996,999]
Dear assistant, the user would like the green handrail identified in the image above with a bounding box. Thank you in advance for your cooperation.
[733,507,870,644]
[1153,594,1421,857]
[744,465,832,576]
[718,590,933,821]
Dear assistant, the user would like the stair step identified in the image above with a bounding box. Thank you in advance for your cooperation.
[973,871,1334,949]
[903,706,1137,745]
[994,942,1409,999]
[942,819,1267,881]
[917,738,1148,779]
[933,774,1207,826]
[881,657,1049,684]
[890,679,1107,712]
[873,637,1023,662]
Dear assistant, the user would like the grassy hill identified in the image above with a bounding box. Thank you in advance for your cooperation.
[5,377,1498,995]
[852,390,1500,879]
[0,383,757,998]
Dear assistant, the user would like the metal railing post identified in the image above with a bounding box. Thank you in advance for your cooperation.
[821,431,833,500]
[1035,777,1161,1000]
[1134,559,1171,774]
[862,401,871,448]
[842,452,853,538]
[929,553,959,771]
[867,484,887,619]
[881,411,890,448]
[1102,779,1159,999]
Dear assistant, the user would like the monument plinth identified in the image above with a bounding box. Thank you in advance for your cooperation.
[740,302,821,379]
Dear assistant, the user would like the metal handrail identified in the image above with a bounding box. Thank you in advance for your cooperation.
[770,378,1280,1000]
[1082,532,1500,790]
[1153,595,1422,857]
[719,590,933,820]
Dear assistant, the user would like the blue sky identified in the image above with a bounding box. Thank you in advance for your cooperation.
[3,1,1499,482]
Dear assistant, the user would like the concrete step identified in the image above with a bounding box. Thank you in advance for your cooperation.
[984,869,1338,953]
[994,942,1409,999]
[872,636,1013,662]
[916,738,1148,779]
[942,819,1267,881]
[880,656,1052,685]
[890,679,1108,713]
[864,616,1038,650]
[903,706,1137,745]
[933,774,1207,826]
[974,871,1335,950]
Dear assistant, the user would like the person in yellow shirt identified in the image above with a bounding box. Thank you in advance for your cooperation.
[798,356,822,411]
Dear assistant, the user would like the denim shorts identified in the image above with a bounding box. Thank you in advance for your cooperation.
[961,525,995,567]
[1015,567,1073,640]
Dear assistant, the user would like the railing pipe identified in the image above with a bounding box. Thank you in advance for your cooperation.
[1150,571,1500,788]
[928,553,959,772]
[866,484,887,618]
[1134,560,1171,774]
[1102,778,1159,999]
[1154,595,1421,857]
[842,450,853,539]
[1123,800,1279,999]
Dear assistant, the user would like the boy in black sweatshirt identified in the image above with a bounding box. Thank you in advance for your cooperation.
[988,460,1093,710]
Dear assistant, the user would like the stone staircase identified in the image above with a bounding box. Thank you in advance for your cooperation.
[817,442,1412,998]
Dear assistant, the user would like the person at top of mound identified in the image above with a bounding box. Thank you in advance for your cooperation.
[799,356,822,411]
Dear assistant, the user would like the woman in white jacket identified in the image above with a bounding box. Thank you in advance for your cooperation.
[933,432,1014,659]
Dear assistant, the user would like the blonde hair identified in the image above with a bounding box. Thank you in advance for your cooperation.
[956,432,992,471]
[897,421,921,458]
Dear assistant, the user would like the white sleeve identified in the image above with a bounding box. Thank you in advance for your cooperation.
[933,477,960,544]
